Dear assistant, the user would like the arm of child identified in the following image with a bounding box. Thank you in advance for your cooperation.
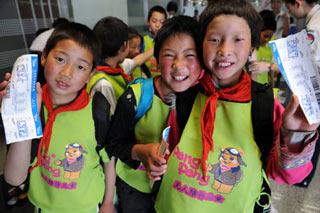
[105,87,140,168]
[267,96,319,184]
[99,157,116,213]
[132,47,154,67]
[131,143,168,181]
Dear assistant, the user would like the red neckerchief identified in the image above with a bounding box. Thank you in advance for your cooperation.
[199,71,251,179]
[95,65,132,83]
[29,84,89,172]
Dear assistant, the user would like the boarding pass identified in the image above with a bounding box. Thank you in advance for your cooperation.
[270,30,320,125]
[1,54,43,143]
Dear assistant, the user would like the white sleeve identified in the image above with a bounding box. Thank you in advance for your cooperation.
[89,79,117,114]
[121,58,137,75]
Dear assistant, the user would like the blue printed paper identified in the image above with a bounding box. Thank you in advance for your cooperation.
[1,54,43,143]
[270,30,320,124]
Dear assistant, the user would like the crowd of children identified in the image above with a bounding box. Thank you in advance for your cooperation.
[1,0,319,213]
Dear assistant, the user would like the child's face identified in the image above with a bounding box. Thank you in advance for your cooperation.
[271,0,282,14]
[158,33,201,94]
[41,39,93,105]
[148,12,166,36]
[128,36,141,58]
[202,15,252,87]
[260,29,274,46]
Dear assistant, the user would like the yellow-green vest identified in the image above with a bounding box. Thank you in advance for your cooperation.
[155,93,265,213]
[116,83,169,193]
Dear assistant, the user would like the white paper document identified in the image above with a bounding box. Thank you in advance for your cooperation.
[270,30,320,125]
[1,54,43,144]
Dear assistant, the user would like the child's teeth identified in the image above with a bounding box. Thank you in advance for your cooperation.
[174,76,186,81]
[219,62,231,67]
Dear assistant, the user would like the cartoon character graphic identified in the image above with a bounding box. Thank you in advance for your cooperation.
[208,148,246,194]
[55,143,87,180]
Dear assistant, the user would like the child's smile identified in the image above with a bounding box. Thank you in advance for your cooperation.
[203,15,252,87]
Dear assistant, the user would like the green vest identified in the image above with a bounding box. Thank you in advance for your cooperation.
[255,36,275,84]
[116,83,169,193]
[28,100,105,212]
[131,66,147,79]
[87,71,127,101]
[155,93,264,213]
[143,35,160,76]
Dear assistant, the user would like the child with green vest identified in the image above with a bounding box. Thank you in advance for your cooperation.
[2,22,115,212]
[87,16,130,114]
[106,15,203,213]
[248,10,279,86]
[143,5,167,76]
[148,1,319,212]
[122,27,154,79]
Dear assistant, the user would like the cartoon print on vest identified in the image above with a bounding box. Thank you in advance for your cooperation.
[55,143,87,180]
[208,148,246,194]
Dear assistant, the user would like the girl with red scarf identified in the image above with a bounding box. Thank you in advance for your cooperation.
[2,22,116,213]
[152,1,320,212]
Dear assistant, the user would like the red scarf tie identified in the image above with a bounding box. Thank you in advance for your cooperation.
[96,65,132,83]
[199,71,251,179]
[30,84,89,172]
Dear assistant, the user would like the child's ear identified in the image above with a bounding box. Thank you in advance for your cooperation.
[40,53,46,67]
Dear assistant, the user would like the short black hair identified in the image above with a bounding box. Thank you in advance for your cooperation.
[167,1,178,13]
[283,0,318,4]
[93,16,128,60]
[43,22,101,70]
[260,10,277,32]
[148,5,167,21]
[154,15,200,63]
[128,27,141,40]
[199,0,263,49]
[52,17,69,28]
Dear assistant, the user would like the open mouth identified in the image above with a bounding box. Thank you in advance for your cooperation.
[217,62,233,68]
[56,80,70,89]
[173,75,188,81]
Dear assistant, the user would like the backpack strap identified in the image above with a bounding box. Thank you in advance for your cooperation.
[92,91,110,151]
[251,81,274,170]
[129,78,154,122]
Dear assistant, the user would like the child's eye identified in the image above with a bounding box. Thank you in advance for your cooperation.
[55,57,65,63]
[186,53,196,58]
[209,38,220,44]
[77,65,88,71]
[164,53,174,58]
[235,38,245,42]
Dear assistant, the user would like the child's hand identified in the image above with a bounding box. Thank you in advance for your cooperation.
[0,73,11,101]
[248,61,270,74]
[282,95,319,131]
[35,82,42,111]
[99,201,116,213]
[132,143,168,181]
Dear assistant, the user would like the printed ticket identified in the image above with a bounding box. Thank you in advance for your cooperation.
[1,54,43,143]
[270,30,320,124]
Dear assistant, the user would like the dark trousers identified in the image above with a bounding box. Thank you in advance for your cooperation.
[116,177,155,213]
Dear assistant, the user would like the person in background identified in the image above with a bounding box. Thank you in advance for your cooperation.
[166,1,179,18]
[143,5,167,76]
[87,16,130,115]
[121,27,153,79]
[249,10,279,86]
[271,0,290,38]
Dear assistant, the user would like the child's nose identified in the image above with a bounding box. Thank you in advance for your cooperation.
[172,58,186,70]
[218,41,232,57]
[60,65,74,78]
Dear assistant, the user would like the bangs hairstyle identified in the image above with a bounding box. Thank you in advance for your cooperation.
[199,0,263,49]
[93,16,128,59]
[154,15,201,63]
[43,22,101,70]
